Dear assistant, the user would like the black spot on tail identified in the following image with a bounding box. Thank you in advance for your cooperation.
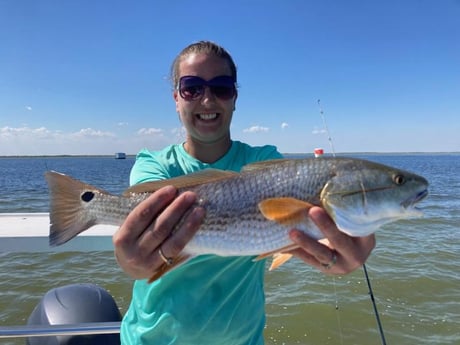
[81,191,95,203]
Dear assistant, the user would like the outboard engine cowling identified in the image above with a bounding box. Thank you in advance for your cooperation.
[26,283,121,345]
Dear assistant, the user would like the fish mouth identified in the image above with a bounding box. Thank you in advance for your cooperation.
[401,189,428,208]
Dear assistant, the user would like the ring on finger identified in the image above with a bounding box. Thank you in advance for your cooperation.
[158,246,174,266]
[321,250,337,270]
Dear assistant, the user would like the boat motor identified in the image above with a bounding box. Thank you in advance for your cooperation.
[26,283,121,345]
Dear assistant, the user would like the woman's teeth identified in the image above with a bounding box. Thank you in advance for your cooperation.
[199,113,217,120]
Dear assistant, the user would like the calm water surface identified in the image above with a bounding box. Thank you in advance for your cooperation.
[0,154,459,344]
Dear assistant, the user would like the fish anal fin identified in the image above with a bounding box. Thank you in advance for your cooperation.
[124,169,239,196]
[258,197,314,226]
[269,253,293,271]
[254,243,299,261]
[147,253,191,283]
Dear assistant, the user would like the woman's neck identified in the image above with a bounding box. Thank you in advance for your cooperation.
[183,136,232,163]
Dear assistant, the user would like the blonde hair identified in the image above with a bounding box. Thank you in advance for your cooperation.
[170,41,237,88]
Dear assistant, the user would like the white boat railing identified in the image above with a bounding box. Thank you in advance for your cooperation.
[0,322,121,339]
[0,212,117,252]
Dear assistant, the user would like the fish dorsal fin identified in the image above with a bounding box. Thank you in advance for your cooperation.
[258,197,315,226]
[123,169,239,196]
[241,158,290,173]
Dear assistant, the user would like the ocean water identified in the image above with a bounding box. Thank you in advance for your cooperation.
[0,154,459,345]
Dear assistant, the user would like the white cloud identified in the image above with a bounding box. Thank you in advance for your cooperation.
[0,126,119,155]
[71,128,115,138]
[243,125,269,133]
[0,125,187,155]
[117,122,129,127]
[26,106,32,111]
[0,126,52,139]
[281,122,289,129]
[137,127,164,136]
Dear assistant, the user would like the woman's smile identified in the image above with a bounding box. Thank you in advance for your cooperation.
[197,113,218,120]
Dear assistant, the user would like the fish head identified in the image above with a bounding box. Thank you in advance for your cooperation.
[320,159,429,237]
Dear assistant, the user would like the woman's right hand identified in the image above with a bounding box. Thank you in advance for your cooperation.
[113,185,205,280]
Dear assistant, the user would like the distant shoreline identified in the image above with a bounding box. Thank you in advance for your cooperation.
[1,152,459,158]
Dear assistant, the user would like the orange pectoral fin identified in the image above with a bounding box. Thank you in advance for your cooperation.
[258,197,315,226]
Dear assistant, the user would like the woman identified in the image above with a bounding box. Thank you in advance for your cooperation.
[113,41,375,344]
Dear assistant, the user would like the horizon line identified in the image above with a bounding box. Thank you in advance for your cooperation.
[1,151,459,158]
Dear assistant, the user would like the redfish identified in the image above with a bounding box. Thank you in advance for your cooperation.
[45,157,428,280]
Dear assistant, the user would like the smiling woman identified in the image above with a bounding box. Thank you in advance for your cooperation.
[113,41,285,345]
[107,40,378,345]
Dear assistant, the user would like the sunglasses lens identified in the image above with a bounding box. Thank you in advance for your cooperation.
[180,85,204,101]
[210,86,235,100]
[178,76,235,101]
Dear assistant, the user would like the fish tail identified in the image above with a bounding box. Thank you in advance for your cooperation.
[45,171,107,246]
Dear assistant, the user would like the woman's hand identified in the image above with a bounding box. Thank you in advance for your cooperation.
[113,185,205,280]
[288,206,376,275]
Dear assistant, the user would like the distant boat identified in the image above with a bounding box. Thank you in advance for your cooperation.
[114,152,126,159]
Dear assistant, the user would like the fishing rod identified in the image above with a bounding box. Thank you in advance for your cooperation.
[363,264,387,345]
[316,99,387,345]
[317,99,336,156]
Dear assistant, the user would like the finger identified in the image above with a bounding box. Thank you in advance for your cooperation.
[287,247,319,267]
[139,191,198,249]
[289,229,337,267]
[114,185,178,244]
[153,206,205,266]
[308,207,346,246]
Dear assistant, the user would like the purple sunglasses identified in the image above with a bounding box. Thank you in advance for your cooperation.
[177,75,236,101]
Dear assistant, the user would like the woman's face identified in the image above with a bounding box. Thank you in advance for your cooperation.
[174,53,237,147]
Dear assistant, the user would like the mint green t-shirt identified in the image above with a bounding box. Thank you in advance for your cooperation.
[121,141,282,345]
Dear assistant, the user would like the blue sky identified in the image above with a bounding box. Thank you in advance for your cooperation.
[1,0,459,155]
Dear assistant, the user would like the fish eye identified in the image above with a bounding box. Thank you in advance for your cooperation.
[393,174,406,185]
[81,191,95,202]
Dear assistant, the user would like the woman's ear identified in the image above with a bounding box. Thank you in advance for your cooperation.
[173,91,180,112]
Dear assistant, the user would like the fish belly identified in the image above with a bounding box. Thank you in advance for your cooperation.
[185,221,292,256]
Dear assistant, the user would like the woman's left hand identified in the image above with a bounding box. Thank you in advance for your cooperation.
[288,206,376,275]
